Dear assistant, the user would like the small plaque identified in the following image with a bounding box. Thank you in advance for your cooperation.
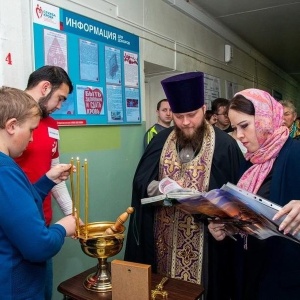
[111,259,151,300]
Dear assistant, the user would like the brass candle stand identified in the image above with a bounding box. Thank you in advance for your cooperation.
[70,157,134,292]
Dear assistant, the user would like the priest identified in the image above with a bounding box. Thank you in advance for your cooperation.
[125,72,245,300]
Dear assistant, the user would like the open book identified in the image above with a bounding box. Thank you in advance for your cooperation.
[142,181,300,244]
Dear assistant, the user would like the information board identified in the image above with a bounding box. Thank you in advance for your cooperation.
[32,0,141,126]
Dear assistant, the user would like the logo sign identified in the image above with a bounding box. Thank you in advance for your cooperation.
[32,0,60,30]
[84,88,104,115]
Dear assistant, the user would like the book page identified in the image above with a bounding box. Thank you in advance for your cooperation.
[220,183,300,242]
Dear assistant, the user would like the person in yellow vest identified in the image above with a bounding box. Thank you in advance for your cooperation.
[143,99,172,149]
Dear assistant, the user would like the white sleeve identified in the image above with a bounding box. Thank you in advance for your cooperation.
[147,180,161,197]
[51,157,73,216]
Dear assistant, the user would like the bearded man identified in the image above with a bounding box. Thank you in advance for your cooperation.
[125,72,245,300]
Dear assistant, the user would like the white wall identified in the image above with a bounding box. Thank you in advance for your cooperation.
[0,1,33,88]
[143,0,300,127]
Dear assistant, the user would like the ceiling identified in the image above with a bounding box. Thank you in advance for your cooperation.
[191,0,300,83]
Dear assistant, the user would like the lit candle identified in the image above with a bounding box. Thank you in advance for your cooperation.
[84,159,88,238]
[76,157,80,234]
[70,157,75,216]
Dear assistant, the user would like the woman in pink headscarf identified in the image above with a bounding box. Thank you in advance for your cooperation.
[209,89,300,300]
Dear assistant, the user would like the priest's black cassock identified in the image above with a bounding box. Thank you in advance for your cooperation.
[124,125,245,300]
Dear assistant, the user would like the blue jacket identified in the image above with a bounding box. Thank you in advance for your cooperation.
[236,138,300,300]
[0,152,66,299]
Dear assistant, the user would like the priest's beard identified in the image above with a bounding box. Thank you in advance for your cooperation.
[175,120,207,151]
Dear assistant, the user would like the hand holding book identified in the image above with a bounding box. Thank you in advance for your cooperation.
[158,177,196,194]
[208,220,227,241]
[273,200,300,235]
[208,219,240,242]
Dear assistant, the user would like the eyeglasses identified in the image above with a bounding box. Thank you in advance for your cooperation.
[283,112,294,116]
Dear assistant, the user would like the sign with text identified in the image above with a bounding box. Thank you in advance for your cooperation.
[32,0,141,126]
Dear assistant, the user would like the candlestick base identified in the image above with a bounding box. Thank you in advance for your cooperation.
[78,222,125,293]
[84,258,112,292]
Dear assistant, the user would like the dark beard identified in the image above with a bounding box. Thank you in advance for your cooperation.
[38,89,54,118]
[175,121,207,151]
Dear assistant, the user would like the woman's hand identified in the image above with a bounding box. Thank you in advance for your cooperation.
[208,221,227,241]
[273,200,300,235]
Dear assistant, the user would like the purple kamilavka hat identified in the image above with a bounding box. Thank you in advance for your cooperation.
[161,72,204,113]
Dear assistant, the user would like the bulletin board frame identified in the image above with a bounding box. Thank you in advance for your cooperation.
[32,0,141,126]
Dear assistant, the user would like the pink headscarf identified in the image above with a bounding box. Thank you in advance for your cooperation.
[235,89,289,193]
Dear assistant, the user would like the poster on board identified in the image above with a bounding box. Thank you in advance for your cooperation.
[204,74,221,109]
[225,80,244,99]
[32,0,141,126]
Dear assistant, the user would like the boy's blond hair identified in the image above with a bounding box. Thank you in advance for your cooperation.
[0,87,41,128]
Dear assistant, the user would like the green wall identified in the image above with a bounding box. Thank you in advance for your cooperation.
[52,123,145,299]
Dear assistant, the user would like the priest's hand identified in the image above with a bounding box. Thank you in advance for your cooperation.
[273,200,300,235]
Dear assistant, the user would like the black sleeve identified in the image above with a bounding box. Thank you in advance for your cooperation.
[124,127,173,269]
